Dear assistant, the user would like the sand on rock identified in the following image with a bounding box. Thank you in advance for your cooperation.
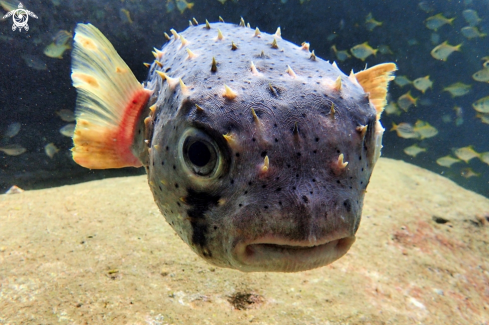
[1,158,488,324]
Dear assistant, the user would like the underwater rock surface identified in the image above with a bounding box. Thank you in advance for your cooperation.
[1,158,488,324]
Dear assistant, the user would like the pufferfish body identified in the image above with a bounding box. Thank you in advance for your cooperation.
[70,21,396,272]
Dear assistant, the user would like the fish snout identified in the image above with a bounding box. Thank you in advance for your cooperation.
[229,194,361,272]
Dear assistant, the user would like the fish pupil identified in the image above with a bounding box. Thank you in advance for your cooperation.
[188,141,211,167]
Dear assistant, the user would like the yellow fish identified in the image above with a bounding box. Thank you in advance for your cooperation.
[331,45,351,61]
[378,44,393,55]
[472,96,489,113]
[166,0,176,12]
[43,42,71,59]
[472,67,489,83]
[44,143,59,159]
[442,82,471,97]
[453,106,464,126]
[0,144,26,156]
[394,75,412,87]
[425,13,455,31]
[350,42,378,61]
[119,8,133,24]
[430,41,462,61]
[462,9,481,27]
[461,26,486,39]
[365,13,382,31]
[397,91,418,111]
[413,120,438,139]
[454,146,480,163]
[436,155,460,167]
[176,0,194,14]
[480,152,489,165]
[384,102,401,116]
[403,144,426,157]
[59,124,76,137]
[461,168,480,179]
[56,109,75,122]
[53,30,72,46]
[476,113,489,125]
[413,75,433,93]
[390,122,418,139]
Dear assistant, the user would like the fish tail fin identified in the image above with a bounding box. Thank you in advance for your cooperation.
[390,122,398,131]
[455,43,463,51]
[448,17,455,25]
[354,62,397,119]
[372,48,378,56]
[71,23,151,169]
[188,2,195,9]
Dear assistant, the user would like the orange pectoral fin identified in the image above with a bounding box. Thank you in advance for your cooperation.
[71,23,152,169]
[355,63,397,119]
[72,89,151,169]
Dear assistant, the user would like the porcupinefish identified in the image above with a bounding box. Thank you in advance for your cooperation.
[70,21,396,272]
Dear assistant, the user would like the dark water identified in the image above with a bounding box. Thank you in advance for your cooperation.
[0,0,488,197]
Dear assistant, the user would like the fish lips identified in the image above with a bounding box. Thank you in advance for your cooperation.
[232,231,355,272]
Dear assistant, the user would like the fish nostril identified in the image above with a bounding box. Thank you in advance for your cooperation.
[302,195,309,204]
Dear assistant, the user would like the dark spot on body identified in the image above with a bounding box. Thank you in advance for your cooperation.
[302,196,309,204]
[343,199,352,212]
[261,151,267,157]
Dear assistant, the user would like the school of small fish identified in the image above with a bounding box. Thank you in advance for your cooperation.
[378,6,489,181]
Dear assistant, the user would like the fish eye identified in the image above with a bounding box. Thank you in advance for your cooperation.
[181,129,219,177]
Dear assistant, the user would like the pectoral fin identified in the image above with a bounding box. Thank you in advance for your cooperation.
[71,23,151,169]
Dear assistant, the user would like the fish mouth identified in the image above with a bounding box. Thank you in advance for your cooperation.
[233,234,355,272]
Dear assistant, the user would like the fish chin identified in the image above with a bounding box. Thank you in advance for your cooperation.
[232,234,355,272]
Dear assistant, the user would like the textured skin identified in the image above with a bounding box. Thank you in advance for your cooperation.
[136,22,379,272]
